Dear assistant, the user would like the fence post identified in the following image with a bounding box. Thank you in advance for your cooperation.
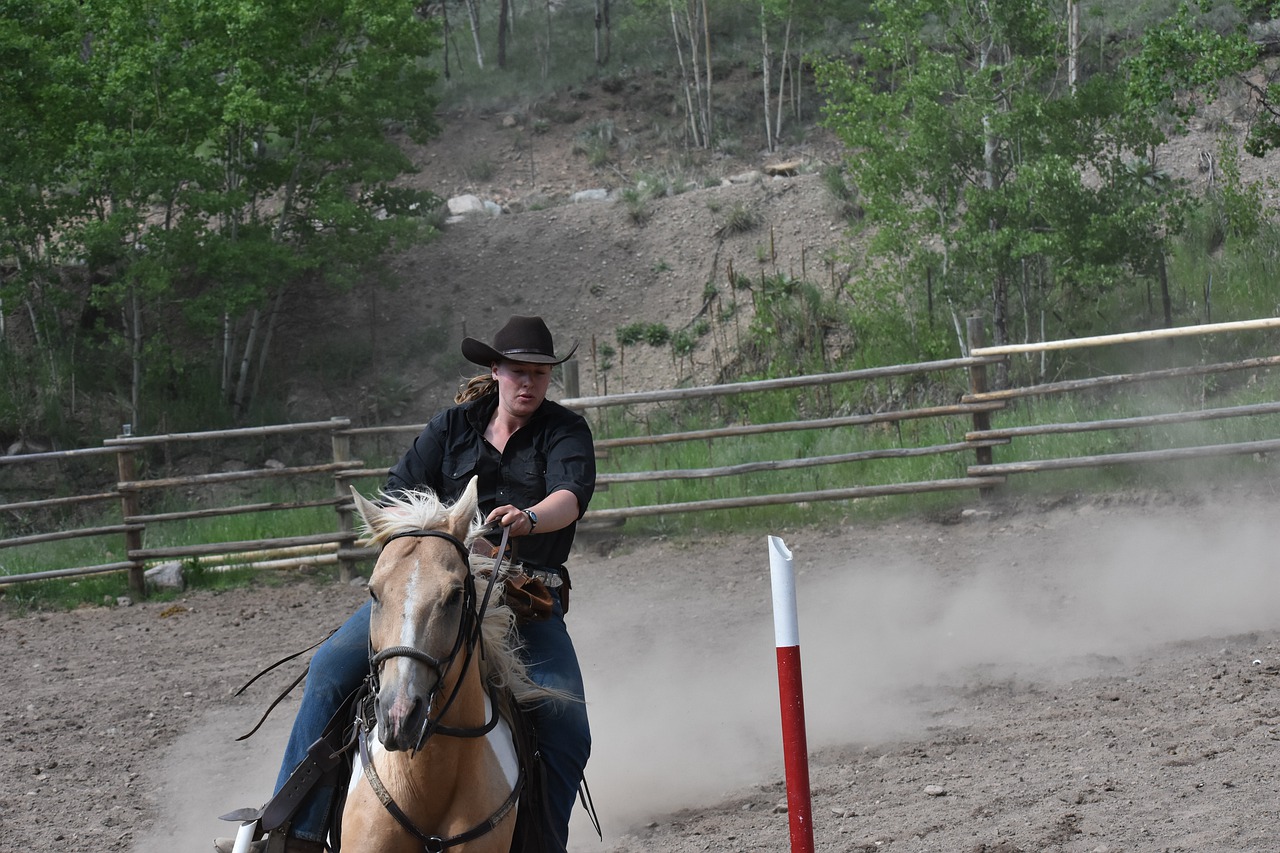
[965,315,997,498]
[331,417,359,583]
[562,358,580,399]
[114,431,146,596]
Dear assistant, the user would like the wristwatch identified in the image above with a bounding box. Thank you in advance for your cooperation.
[524,509,538,531]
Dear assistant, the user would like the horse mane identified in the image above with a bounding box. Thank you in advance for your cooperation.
[361,488,563,707]
[360,488,488,548]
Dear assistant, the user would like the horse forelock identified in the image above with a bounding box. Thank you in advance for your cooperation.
[362,488,486,547]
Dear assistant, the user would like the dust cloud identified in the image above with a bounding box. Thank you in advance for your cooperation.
[122,498,1278,852]
[568,504,1280,847]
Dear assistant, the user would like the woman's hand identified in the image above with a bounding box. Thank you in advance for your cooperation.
[485,490,580,537]
[487,504,537,536]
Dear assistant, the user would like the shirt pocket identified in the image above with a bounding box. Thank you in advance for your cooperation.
[442,445,480,488]
[507,445,548,506]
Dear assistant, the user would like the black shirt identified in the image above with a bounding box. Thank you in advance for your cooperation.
[385,394,596,568]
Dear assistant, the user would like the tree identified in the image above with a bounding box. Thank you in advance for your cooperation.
[817,0,1254,383]
[0,0,98,437]
[4,0,443,432]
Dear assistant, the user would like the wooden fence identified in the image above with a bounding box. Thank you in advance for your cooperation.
[2,316,1278,595]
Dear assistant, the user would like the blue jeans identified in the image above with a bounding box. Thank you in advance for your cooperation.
[277,591,590,852]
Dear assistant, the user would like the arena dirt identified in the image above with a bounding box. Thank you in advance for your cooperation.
[5,481,1280,853]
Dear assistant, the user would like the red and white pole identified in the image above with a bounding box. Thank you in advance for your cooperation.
[769,535,814,853]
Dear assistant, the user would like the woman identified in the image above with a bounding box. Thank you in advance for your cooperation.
[217,316,595,853]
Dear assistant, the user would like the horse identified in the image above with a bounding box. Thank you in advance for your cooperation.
[342,478,550,853]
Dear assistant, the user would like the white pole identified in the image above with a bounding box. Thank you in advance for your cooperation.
[230,820,258,853]
[770,536,799,647]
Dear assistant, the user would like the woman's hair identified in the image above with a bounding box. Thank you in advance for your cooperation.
[455,372,498,403]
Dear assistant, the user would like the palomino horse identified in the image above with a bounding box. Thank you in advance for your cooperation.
[343,479,545,853]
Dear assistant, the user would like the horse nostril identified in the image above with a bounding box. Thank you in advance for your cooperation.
[381,691,425,748]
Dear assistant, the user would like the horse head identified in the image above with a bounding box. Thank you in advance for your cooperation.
[350,478,484,753]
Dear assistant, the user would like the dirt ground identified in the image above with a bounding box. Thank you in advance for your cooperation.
[4,480,1280,853]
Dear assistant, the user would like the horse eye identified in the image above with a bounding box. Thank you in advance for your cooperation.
[368,588,380,606]
[443,586,464,609]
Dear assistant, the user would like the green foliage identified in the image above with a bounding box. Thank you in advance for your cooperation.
[617,322,672,347]
[717,202,760,235]
[574,119,618,168]
[819,164,863,222]
[0,0,443,435]
[1125,2,1256,134]
[816,0,1257,354]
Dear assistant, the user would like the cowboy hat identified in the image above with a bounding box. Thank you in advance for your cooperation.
[461,315,579,366]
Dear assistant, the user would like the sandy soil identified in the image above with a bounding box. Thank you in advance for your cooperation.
[5,481,1280,853]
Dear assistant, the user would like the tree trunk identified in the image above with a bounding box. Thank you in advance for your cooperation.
[233,307,261,417]
[977,0,1009,384]
[669,0,703,148]
[498,0,509,68]
[542,0,553,79]
[1159,250,1173,327]
[701,0,712,148]
[991,271,1010,387]
[761,4,774,152]
[221,312,232,396]
[1067,0,1079,89]
[126,286,141,428]
[250,286,287,407]
[774,0,794,145]
[440,0,452,79]
[465,0,484,69]
[594,0,610,66]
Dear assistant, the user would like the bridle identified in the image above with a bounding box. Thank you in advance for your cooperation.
[368,528,477,714]
[357,524,523,852]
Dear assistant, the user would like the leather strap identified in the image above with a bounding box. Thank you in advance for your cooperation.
[357,724,522,851]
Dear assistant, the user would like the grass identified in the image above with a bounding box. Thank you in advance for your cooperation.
[0,467,364,612]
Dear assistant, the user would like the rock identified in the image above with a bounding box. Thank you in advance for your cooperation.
[446,194,490,216]
[571,188,609,203]
[924,784,947,797]
[145,561,186,591]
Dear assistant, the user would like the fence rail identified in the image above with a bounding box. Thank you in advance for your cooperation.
[3,316,1278,594]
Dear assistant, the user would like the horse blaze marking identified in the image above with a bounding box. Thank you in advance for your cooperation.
[768,536,815,853]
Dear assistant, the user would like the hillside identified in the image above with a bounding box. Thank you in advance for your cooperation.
[275,67,1273,426]
[276,67,853,424]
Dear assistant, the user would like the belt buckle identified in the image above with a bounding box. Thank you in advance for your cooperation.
[522,565,563,588]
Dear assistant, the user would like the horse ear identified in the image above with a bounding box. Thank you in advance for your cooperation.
[349,486,383,534]
[449,476,480,533]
